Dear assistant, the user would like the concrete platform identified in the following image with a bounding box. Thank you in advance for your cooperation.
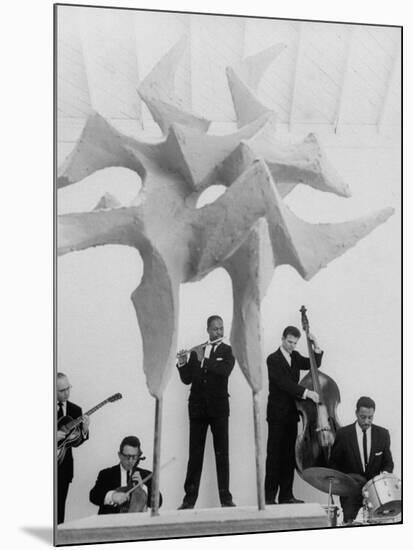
[56,503,329,545]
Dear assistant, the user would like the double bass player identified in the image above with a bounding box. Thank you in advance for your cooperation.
[265,325,323,504]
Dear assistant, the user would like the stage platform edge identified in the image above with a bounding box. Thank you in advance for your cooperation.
[57,503,329,545]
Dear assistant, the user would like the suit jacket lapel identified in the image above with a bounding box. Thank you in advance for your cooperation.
[289,351,301,382]
[192,344,205,363]
[350,422,364,473]
[116,464,122,487]
[213,342,222,355]
[278,348,293,377]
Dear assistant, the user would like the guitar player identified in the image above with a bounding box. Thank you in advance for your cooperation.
[56,372,90,524]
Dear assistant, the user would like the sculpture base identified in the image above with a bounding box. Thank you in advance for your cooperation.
[56,503,329,545]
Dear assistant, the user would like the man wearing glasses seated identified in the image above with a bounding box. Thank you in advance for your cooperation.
[89,435,162,514]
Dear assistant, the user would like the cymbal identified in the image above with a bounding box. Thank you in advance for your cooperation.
[302,467,361,496]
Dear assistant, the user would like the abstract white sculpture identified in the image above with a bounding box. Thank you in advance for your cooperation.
[57,38,393,512]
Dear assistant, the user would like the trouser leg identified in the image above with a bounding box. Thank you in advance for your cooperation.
[57,477,70,524]
[183,417,209,505]
[210,416,232,504]
[278,421,297,502]
[340,493,363,523]
[265,420,284,503]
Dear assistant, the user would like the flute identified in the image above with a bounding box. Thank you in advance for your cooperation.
[176,337,224,363]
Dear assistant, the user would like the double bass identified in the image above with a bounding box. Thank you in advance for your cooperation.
[295,306,341,473]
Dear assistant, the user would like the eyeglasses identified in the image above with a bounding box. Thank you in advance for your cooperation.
[57,385,72,393]
[120,453,140,461]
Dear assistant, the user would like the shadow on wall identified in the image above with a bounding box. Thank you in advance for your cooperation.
[20,527,53,545]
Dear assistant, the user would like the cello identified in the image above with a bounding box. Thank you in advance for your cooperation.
[295,306,341,473]
[117,462,150,513]
[116,457,176,513]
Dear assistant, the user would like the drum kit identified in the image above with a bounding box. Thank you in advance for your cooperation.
[302,467,401,527]
[361,473,402,523]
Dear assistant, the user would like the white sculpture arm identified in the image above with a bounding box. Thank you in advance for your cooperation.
[192,159,393,280]
[58,207,144,256]
[131,247,180,398]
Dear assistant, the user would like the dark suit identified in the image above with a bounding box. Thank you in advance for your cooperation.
[89,464,161,514]
[57,400,87,524]
[265,347,323,503]
[178,341,235,506]
[329,422,394,522]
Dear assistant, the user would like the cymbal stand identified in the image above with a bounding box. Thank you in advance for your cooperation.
[326,477,334,526]
[362,496,370,524]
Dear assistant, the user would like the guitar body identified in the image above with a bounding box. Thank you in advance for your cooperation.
[56,393,122,465]
[57,416,83,464]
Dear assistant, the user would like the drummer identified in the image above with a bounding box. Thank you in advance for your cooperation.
[329,396,394,524]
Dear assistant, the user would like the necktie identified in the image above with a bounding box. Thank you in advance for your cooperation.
[58,402,64,419]
[127,470,131,484]
[362,429,368,470]
[201,343,212,368]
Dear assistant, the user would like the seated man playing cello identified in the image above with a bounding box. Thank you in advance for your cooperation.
[89,435,162,514]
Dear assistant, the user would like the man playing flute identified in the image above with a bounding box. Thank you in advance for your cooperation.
[176,315,236,509]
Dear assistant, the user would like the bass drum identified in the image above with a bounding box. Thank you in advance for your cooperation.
[362,473,401,519]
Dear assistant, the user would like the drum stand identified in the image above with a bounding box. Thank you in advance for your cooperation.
[325,477,339,527]
[361,498,371,524]
[301,468,359,528]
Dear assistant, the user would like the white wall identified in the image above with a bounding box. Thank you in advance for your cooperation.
[58,129,400,520]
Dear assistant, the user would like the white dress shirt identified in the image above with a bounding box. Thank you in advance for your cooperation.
[280,346,292,366]
[280,346,309,400]
[203,342,213,360]
[57,401,67,416]
[104,465,148,505]
[356,423,371,471]
[201,340,222,366]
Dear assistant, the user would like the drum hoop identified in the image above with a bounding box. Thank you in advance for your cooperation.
[363,473,400,491]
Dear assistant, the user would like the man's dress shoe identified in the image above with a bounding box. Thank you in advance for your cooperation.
[178,502,194,510]
[221,501,236,507]
[279,497,304,504]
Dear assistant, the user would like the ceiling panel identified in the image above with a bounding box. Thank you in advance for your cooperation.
[57,7,92,119]
[190,14,245,121]
[56,7,401,142]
